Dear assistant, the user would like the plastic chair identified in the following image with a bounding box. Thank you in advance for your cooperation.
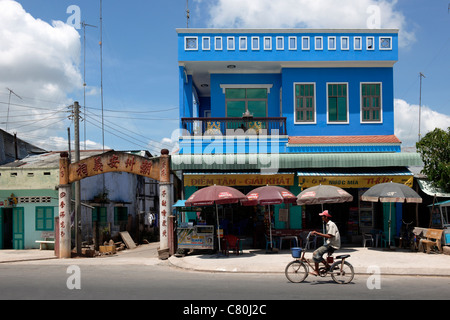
[223,235,240,255]
[363,233,374,247]
[265,234,278,250]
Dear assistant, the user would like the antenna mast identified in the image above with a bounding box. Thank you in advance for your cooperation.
[100,0,105,153]
[418,72,426,142]
[6,88,22,132]
[81,21,97,150]
[186,0,190,28]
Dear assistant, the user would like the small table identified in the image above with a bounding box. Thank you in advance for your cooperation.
[279,236,298,250]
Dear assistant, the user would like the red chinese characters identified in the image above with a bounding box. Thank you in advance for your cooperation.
[93,157,104,172]
[126,156,136,171]
[108,155,120,169]
[140,160,153,176]
[77,163,88,177]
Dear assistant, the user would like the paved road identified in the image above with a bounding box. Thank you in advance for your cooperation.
[0,261,449,301]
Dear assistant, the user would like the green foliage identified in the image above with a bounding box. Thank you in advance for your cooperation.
[416,127,450,192]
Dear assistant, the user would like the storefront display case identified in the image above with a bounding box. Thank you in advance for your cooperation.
[177,224,215,250]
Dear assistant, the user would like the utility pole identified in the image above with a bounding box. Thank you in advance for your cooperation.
[74,101,82,255]
[418,72,426,142]
[81,21,97,150]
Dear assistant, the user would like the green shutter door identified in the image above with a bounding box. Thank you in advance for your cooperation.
[13,208,24,250]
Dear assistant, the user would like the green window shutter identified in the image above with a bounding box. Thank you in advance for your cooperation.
[337,97,347,121]
[328,98,337,121]
[36,207,54,231]
[36,207,44,230]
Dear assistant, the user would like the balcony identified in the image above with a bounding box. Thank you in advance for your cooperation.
[181,117,287,136]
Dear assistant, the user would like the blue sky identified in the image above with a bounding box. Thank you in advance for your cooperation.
[0,0,449,154]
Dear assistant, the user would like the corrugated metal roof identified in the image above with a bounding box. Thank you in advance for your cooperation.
[171,152,423,170]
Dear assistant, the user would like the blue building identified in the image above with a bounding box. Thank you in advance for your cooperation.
[173,28,422,247]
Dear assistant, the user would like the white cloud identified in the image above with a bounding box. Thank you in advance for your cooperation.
[197,0,415,47]
[394,99,450,148]
[0,0,83,150]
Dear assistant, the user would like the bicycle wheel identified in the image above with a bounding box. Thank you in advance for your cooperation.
[285,261,308,283]
[330,261,354,284]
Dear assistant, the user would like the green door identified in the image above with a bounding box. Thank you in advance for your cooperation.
[13,208,24,250]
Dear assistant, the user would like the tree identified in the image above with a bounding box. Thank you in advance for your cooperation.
[416,127,450,192]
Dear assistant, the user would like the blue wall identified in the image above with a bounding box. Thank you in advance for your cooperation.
[282,67,394,136]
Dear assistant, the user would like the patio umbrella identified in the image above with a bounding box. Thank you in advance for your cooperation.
[296,184,353,208]
[361,182,422,247]
[297,185,353,233]
[185,185,247,252]
[242,186,297,250]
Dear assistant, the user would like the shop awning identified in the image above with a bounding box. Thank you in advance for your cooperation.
[428,200,450,207]
[171,152,423,171]
[417,179,450,198]
[297,168,414,188]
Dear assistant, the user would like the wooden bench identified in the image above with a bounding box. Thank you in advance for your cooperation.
[420,229,444,254]
[35,232,55,250]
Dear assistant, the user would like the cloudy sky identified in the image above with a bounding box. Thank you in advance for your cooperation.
[0,0,449,154]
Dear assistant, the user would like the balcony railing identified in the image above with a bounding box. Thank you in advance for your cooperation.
[181,117,287,136]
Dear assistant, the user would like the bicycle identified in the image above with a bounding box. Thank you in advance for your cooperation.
[285,232,354,284]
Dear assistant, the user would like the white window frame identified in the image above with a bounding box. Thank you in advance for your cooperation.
[184,36,198,51]
[328,36,336,50]
[326,82,349,124]
[215,36,223,51]
[360,82,383,124]
[227,36,235,50]
[341,36,349,50]
[315,36,323,50]
[293,82,317,124]
[202,37,210,51]
[302,36,310,50]
[379,37,392,50]
[354,36,362,50]
[276,36,284,50]
[366,36,375,50]
[264,36,272,50]
[288,36,297,50]
[239,36,247,50]
[251,36,260,50]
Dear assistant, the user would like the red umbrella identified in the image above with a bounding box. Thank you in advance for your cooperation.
[242,186,297,251]
[185,185,246,206]
[242,185,297,206]
[185,185,246,252]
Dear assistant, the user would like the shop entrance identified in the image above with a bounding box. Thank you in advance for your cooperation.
[0,208,24,250]
[0,208,13,249]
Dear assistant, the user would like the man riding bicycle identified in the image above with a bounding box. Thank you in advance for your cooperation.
[310,210,341,276]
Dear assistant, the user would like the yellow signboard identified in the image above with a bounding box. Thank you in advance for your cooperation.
[298,175,414,188]
[184,174,295,187]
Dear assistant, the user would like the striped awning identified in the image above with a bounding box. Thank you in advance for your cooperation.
[171,152,423,171]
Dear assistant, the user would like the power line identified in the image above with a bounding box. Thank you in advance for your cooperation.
[6,88,22,131]
[85,109,173,151]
